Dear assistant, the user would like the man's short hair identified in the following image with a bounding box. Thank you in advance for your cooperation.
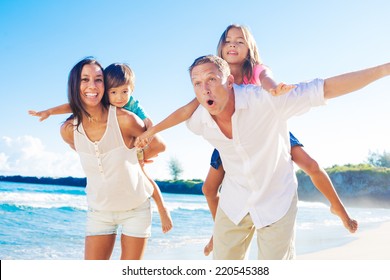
[188,55,230,80]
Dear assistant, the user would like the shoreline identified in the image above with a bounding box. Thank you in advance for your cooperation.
[297,221,390,260]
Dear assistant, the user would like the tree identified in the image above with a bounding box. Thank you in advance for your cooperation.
[366,150,390,168]
[168,157,183,180]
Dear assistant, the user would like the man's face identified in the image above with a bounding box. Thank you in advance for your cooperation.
[191,62,231,116]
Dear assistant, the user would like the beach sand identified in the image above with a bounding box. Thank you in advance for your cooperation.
[297,221,390,260]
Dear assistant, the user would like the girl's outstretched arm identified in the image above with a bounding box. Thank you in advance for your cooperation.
[259,68,295,96]
[135,98,199,147]
[28,103,72,121]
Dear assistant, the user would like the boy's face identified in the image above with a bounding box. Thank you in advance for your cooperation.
[107,84,132,107]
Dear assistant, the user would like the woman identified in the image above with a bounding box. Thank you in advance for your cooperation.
[60,57,166,259]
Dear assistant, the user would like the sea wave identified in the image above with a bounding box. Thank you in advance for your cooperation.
[0,192,87,211]
[162,201,209,212]
[297,201,328,208]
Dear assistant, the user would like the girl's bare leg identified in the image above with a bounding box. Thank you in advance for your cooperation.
[202,165,225,256]
[291,146,358,233]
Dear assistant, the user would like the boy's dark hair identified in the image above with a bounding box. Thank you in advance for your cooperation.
[104,63,135,92]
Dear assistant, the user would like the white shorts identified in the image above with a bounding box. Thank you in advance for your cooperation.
[86,199,152,238]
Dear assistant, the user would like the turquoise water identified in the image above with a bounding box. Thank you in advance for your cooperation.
[1,181,389,260]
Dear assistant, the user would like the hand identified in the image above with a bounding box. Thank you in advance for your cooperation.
[135,131,153,149]
[143,158,155,164]
[28,110,50,122]
[135,137,149,149]
[268,83,296,96]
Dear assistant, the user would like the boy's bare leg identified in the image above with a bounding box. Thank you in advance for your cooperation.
[157,204,173,233]
[151,184,173,233]
[291,146,358,233]
[202,165,225,256]
[140,160,173,233]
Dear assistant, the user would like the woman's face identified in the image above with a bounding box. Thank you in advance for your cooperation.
[79,64,105,107]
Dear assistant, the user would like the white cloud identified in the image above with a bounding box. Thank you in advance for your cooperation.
[0,135,84,178]
[0,133,212,180]
[0,152,11,171]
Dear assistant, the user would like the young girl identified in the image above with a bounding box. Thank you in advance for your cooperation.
[135,24,358,255]
[29,63,173,234]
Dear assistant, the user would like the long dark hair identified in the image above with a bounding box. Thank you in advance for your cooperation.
[67,57,107,129]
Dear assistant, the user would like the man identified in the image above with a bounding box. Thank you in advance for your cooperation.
[186,55,390,260]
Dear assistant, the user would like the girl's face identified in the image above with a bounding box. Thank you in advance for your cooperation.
[79,64,105,107]
[221,27,249,65]
[107,84,132,108]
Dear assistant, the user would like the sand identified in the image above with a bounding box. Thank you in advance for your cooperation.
[297,221,390,260]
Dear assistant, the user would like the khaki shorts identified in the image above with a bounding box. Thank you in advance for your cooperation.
[86,199,152,238]
[213,194,297,260]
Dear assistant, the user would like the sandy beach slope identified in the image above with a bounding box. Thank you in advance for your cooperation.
[297,221,390,260]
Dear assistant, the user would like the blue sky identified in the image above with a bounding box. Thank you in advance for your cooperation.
[1,0,390,180]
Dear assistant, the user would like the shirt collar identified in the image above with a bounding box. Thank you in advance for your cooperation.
[233,83,249,110]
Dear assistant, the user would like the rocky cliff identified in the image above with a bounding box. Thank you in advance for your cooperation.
[297,166,390,208]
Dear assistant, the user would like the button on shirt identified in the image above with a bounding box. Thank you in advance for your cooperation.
[186,79,326,228]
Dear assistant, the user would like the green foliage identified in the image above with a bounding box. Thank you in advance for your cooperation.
[167,157,183,181]
[318,163,390,174]
[156,179,203,195]
[366,150,390,168]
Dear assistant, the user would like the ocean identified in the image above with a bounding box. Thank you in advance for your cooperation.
[1,181,390,260]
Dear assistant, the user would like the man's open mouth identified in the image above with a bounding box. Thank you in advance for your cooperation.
[207,100,214,106]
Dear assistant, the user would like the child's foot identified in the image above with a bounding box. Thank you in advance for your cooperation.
[159,207,173,233]
[204,236,213,256]
[330,204,358,233]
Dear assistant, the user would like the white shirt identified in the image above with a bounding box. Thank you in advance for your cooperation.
[74,105,153,211]
[186,79,326,228]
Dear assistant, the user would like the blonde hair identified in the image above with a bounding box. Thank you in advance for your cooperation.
[188,55,230,81]
[216,24,262,82]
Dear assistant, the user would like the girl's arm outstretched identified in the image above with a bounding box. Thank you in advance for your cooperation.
[135,98,199,147]
[259,67,295,96]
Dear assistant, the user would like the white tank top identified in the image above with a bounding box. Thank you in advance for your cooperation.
[74,105,153,211]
